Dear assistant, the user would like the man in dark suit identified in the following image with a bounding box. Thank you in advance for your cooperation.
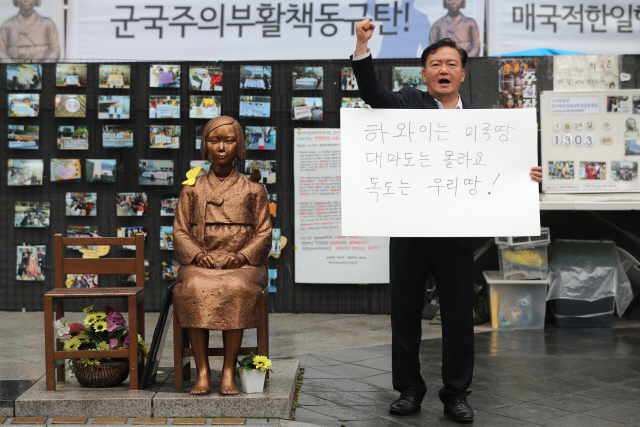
[350,19,542,423]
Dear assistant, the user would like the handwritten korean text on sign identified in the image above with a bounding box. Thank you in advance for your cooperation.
[340,108,541,237]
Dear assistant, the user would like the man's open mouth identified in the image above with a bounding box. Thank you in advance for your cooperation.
[439,78,450,84]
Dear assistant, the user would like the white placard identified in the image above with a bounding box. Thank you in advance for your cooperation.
[66,0,485,60]
[294,128,390,284]
[541,90,640,194]
[341,108,541,237]
[554,55,619,91]
[488,0,640,56]
[156,104,173,118]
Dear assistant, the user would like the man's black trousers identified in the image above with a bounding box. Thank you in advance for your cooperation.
[390,236,475,404]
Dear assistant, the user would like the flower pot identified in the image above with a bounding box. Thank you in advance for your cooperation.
[73,359,129,388]
[239,369,266,393]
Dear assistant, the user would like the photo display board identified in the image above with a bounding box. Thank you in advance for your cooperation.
[541,90,640,193]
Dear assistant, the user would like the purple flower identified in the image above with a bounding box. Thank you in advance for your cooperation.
[106,310,126,332]
[123,335,129,349]
[109,338,119,349]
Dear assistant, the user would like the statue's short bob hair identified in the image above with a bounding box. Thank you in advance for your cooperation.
[200,116,246,162]
[14,0,41,6]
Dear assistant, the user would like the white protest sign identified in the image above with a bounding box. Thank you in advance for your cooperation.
[340,108,540,237]
[554,55,619,91]
[294,128,390,284]
[294,106,312,119]
[156,104,173,118]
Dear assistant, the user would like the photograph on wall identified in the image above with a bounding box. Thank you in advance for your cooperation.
[188,66,222,91]
[579,161,607,180]
[633,96,640,114]
[66,274,98,288]
[67,226,99,250]
[117,227,148,250]
[499,59,537,108]
[8,159,43,186]
[7,64,42,90]
[245,160,276,184]
[240,66,271,89]
[392,67,427,92]
[624,118,640,138]
[189,160,211,176]
[149,126,181,149]
[195,125,204,149]
[341,98,371,109]
[55,64,86,87]
[160,226,174,250]
[119,260,149,284]
[292,97,323,120]
[162,261,180,281]
[51,159,81,182]
[8,94,39,117]
[57,126,88,150]
[268,194,277,217]
[8,125,39,149]
[239,96,271,118]
[611,161,638,182]
[139,160,174,185]
[189,96,221,119]
[245,126,276,150]
[65,192,97,216]
[341,67,358,91]
[150,64,180,88]
[626,140,640,156]
[15,201,50,228]
[270,229,281,255]
[98,96,130,119]
[292,67,323,90]
[548,161,574,180]
[149,96,180,118]
[86,159,116,183]
[16,245,45,281]
[161,196,179,216]
[607,96,629,113]
[268,269,277,293]
[99,64,131,89]
[55,94,86,117]
[102,125,133,148]
[117,193,148,216]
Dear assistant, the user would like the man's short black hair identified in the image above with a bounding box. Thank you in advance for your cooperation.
[421,38,468,68]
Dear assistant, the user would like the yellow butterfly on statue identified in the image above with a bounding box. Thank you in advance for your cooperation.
[182,165,202,186]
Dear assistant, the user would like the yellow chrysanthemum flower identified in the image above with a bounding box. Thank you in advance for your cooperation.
[93,321,108,332]
[253,355,271,371]
[94,312,107,320]
[84,313,98,326]
[98,341,110,351]
[80,358,101,367]
[64,336,82,351]
[82,305,94,313]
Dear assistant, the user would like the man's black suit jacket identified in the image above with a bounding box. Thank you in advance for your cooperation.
[350,54,475,110]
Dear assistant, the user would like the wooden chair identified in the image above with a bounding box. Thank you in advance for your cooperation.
[173,261,270,390]
[44,234,145,391]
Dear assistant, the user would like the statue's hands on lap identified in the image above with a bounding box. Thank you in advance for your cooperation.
[193,252,247,269]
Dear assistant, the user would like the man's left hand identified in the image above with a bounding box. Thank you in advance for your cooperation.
[530,166,542,183]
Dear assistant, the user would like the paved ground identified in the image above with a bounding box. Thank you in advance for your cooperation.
[1,312,640,426]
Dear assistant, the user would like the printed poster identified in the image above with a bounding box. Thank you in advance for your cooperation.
[294,128,390,284]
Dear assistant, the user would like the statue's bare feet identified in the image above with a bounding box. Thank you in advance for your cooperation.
[219,367,240,395]
[190,369,211,395]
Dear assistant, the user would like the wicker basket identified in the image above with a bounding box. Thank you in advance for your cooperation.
[73,359,129,388]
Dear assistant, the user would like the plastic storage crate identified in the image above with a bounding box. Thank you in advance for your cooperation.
[495,227,551,247]
[484,271,549,329]
[548,297,614,328]
[498,243,549,280]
